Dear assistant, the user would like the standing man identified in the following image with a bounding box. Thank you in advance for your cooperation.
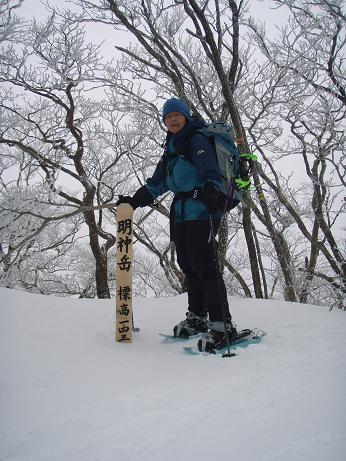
[117,98,237,352]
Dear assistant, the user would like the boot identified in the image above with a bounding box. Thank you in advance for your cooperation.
[173,311,208,338]
[197,322,238,352]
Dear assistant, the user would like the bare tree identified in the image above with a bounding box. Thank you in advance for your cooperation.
[2,0,344,308]
[0,10,142,297]
[246,0,346,304]
[73,0,265,298]
[0,0,25,42]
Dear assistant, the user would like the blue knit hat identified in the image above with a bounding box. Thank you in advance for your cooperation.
[162,98,191,121]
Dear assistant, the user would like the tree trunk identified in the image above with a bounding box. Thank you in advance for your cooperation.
[242,198,264,298]
[217,214,228,273]
[95,250,111,299]
[252,224,269,299]
[83,206,111,299]
[252,169,297,302]
[299,220,319,304]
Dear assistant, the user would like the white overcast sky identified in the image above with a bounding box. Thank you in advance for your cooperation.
[17,0,286,42]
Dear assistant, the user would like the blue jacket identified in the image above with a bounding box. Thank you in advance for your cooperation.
[144,118,223,222]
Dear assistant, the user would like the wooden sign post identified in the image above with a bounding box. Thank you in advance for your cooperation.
[115,203,134,342]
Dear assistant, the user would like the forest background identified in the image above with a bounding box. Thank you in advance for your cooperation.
[0,0,345,309]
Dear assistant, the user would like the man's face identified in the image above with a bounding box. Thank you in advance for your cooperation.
[164,111,186,134]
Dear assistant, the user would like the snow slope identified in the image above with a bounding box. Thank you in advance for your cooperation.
[1,288,345,461]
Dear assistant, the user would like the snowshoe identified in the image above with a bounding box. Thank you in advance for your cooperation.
[183,329,264,356]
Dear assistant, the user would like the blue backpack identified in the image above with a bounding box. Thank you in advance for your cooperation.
[196,122,245,211]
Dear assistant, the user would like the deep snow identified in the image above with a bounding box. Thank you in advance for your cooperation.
[1,288,345,461]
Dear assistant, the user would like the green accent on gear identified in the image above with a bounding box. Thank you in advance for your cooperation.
[240,153,258,161]
[235,178,255,191]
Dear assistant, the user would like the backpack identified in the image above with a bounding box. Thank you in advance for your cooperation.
[196,122,245,211]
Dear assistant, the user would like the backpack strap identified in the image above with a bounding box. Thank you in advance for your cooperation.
[181,128,216,164]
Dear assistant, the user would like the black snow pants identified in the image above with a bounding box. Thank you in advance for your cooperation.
[173,219,232,322]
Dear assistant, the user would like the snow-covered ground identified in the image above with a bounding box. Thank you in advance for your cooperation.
[1,287,345,461]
